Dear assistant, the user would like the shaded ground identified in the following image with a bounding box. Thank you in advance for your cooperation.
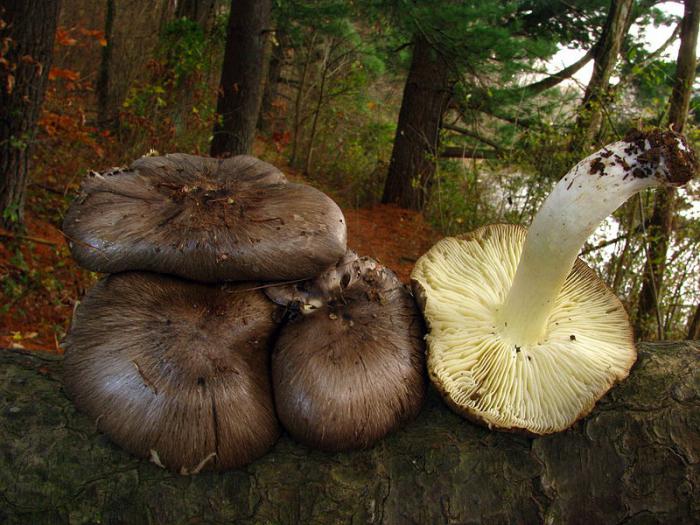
[0,202,438,353]
[345,204,439,283]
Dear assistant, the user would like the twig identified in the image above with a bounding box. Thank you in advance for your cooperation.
[638,193,665,341]
[30,182,64,196]
[0,231,58,246]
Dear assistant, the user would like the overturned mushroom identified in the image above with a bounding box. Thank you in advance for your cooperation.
[64,154,347,282]
[412,129,697,435]
[63,272,280,473]
[266,251,426,451]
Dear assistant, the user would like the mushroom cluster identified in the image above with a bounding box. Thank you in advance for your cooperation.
[412,129,697,435]
[62,153,426,473]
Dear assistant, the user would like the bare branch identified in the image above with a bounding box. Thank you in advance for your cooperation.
[517,47,596,96]
[440,146,501,159]
[441,124,501,150]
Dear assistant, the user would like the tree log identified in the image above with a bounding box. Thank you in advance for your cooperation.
[1,342,698,524]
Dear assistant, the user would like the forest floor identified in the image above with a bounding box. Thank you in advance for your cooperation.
[0,167,439,353]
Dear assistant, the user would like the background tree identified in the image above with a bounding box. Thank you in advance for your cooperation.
[175,0,217,34]
[635,0,700,340]
[96,0,116,128]
[381,36,453,209]
[264,0,388,192]
[377,1,571,211]
[210,0,271,156]
[688,302,700,339]
[1,0,698,347]
[569,0,634,152]
[257,29,286,134]
[0,0,62,230]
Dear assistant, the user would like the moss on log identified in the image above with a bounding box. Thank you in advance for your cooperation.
[1,342,698,524]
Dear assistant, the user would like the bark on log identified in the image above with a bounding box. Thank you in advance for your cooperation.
[1,342,698,525]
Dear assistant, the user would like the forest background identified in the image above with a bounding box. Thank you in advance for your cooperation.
[1,0,699,352]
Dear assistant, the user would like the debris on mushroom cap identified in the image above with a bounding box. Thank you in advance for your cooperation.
[412,224,635,435]
[63,153,347,282]
[63,272,280,473]
[622,128,698,186]
[267,251,426,451]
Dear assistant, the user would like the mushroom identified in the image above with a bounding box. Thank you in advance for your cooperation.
[266,251,426,451]
[63,154,347,282]
[63,272,280,473]
[411,129,697,435]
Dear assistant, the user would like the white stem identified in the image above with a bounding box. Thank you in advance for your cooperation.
[499,133,689,345]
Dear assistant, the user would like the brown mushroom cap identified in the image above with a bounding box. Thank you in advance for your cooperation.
[267,251,426,452]
[63,154,347,282]
[63,272,280,473]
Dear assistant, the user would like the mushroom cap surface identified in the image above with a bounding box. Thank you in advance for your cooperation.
[411,224,636,435]
[63,272,280,473]
[267,251,426,451]
[63,154,347,282]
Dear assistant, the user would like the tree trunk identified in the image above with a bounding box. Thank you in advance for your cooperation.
[303,39,332,175]
[668,0,700,129]
[175,0,217,34]
[289,31,316,167]
[635,0,700,340]
[258,30,285,134]
[0,0,62,230]
[381,37,453,211]
[570,0,634,151]
[210,0,271,157]
[96,0,116,129]
[688,302,700,339]
[0,342,698,524]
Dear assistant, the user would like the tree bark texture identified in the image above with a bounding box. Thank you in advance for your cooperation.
[258,30,285,134]
[635,0,700,340]
[570,0,634,151]
[0,342,698,524]
[96,0,116,129]
[381,37,453,211]
[668,0,700,130]
[210,0,271,157]
[688,303,700,339]
[174,0,217,34]
[0,0,62,230]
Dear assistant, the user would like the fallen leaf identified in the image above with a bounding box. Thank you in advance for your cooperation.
[48,67,79,81]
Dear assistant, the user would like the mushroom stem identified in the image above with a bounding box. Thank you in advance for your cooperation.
[499,130,695,346]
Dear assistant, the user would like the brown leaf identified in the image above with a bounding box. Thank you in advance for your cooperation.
[48,67,79,81]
